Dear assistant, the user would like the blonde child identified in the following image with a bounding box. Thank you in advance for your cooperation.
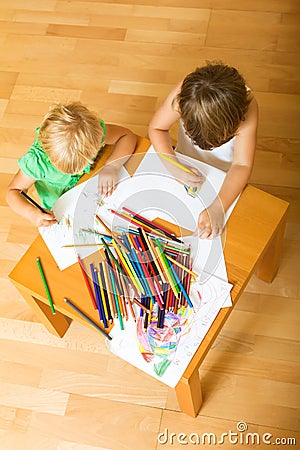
[6,102,137,227]
[149,61,258,239]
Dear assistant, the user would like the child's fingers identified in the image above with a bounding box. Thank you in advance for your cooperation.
[37,213,57,227]
[40,219,57,227]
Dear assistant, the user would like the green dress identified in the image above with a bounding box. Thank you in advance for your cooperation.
[18,120,106,210]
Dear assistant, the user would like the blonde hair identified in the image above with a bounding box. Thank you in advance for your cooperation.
[176,62,251,150]
[39,102,104,174]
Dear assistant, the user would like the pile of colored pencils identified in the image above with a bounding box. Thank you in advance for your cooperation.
[83,208,197,331]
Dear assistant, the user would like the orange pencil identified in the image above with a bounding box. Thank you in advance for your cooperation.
[95,214,129,253]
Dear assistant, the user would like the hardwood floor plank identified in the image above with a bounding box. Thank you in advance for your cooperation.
[28,394,162,450]
[206,10,281,50]
[47,24,127,41]
[0,382,69,415]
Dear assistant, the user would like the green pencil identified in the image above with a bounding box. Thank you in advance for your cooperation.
[36,257,56,314]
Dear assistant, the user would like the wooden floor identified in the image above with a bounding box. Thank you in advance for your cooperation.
[1,1,300,449]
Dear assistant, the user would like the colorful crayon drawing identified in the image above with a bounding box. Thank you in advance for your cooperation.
[137,308,189,376]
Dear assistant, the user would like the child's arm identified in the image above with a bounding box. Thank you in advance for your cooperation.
[6,170,57,227]
[98,125,137,195]
[148,83,203,186]
[198,96,259,239]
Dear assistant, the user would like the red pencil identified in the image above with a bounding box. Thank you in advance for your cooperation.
[77,255,97,309]
[110,209,165,239]
[122,207,176,237]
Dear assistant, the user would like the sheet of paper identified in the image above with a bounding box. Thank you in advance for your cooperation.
[38,167,130,270]
[107,274,232,388]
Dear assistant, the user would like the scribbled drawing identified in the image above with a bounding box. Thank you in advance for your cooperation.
[136,306,190,377]
[41,214,74,241]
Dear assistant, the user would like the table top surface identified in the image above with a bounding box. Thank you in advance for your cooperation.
[9,137,289,373]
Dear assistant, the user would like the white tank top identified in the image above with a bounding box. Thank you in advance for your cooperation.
[175,120,235,172]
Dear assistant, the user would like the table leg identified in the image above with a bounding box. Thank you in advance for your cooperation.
[175,369,203,417]
[256,210,288,283]
[17,287,71,338]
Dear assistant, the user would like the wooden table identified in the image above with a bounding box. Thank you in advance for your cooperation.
[8,137,289,417]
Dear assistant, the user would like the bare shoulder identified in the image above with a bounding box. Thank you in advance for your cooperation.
[238,94,258,134]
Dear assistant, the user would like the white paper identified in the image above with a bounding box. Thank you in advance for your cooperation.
[38,167,130,270]
[107,274,232,388]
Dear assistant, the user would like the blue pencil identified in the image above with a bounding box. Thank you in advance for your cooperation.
[129,248,155,304]
[109,267,124,330]
[99,262,113,322]
[169,263,193,308]
[90,263,108,328]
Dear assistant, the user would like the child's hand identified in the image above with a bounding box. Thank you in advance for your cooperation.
[33,209,57,227]
[166,162,204,187]
[98,164,119,196]
[197,199,225,239]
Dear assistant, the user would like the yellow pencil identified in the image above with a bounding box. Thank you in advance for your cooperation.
[160,153,194,174]
[166,254,198,278]
[62,243,104,248]
[111,240,144,294]
[154,245,179,297]
[101,261,115,319]
[97,269,109,321]
[140,228,167,284]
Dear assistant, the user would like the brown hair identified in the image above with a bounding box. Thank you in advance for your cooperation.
[39,102,104,173]
[176,62,251,150]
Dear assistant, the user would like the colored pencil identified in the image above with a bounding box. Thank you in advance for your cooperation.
[129,248,152,300]
[100,261,114,321]
[119,246,145,293]
[160,153,195,174]
[95,214,112,235]
[36,257,56,314]
[62,243,104,248]
[146,232,168,284]
[122,207,176,236]
[64,298,112,340]
[77,255,97,309]
[96,268,109,320]
[121,207,183,244]
[117,226,190,253]
[132,297,151,313]
[20,190,50,215]
[110,209,166,239]
[155,239,180,295]
[100,238,125,275]
[136,232,158,279]
[119,273,136,321]
[95,214,129,253]
[166,254,198,278]
[120,208,183,244]
[109,267,124,330]
[90,264,107,327]
[140,228,161,276]
[111,240,142,294]
[134,248,163,309]
[114,268,128,320]
[158,284,168,328]
[169,262,193,308]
